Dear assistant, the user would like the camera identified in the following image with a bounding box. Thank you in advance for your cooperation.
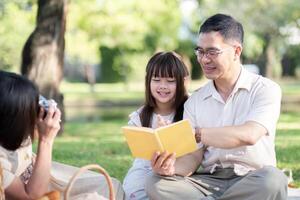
[39,95,57,114]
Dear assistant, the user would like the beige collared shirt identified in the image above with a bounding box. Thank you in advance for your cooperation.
[184,67,282,175]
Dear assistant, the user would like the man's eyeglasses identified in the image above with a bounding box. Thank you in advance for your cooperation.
[194,47,233,59]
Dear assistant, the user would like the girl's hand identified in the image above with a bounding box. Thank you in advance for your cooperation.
[151,151,176,176]
[37,104,61,143]
[157,115,171,128]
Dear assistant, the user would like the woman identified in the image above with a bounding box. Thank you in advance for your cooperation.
[0,71,125,200]
[0,70,61,199]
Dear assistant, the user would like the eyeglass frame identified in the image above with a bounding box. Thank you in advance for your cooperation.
[194,46,234,59]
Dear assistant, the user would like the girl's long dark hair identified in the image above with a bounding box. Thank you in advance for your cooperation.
[0,71,39,151]
[140,51,189,127]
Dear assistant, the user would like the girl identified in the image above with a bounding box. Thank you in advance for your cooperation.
[0,70,61,199]
[122,51,189,200]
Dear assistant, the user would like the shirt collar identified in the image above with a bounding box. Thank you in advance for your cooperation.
[202,81,218,100]
[233,66,253,93]
[202,65,254,101]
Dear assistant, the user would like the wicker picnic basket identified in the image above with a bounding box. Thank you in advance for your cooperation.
[37,164,115,200]
[64,164,115,200]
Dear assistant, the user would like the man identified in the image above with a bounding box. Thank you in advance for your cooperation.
[145,14,287,200]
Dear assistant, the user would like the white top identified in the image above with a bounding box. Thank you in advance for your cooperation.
[123,108,175,199]
[184,67,282,175]
[0,139,33,188]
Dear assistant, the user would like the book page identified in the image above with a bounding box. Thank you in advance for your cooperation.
[123,127,163,160]
[157,120,197,157]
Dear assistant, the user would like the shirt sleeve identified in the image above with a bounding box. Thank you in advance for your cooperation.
[183,96,204,149]
[245,80,282,137]
[183,96,196,127]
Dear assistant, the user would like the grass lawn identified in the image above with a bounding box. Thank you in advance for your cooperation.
[276,111,300,186]
[33,80,300,187]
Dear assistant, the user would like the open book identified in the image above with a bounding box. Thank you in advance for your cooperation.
[122,119,197,160]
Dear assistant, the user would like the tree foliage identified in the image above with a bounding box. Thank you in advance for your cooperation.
[66,0,182,82]
[1,0,300,80]
[195,0,300,78]
[0,1,36,71]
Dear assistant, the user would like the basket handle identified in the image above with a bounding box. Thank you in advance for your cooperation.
[64,164,115,200]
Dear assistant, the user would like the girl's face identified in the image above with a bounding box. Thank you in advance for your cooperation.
[150,76,177,106]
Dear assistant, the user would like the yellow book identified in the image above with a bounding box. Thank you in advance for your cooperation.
[122,119,197,160]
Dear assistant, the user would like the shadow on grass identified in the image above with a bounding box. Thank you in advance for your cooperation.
[279,111,300,123]
[65,106,135,123]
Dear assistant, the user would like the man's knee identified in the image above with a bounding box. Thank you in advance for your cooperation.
[145,175,160,198]
[258,166,287,195]
[145,174,206,200]
[145,174,175,199]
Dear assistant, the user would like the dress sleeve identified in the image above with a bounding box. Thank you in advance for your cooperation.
[0,149,16,189]
[0,140,33,189]
[128,108,142,127]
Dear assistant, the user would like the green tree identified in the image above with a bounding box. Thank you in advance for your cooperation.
[0,1,35,71]
[195,0,300,78]
[67,0,182,82]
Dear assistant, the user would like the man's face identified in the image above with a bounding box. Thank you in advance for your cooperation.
[195,31,237,81]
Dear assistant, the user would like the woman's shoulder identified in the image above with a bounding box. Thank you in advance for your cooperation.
[0,139,32,168]
[0,144,32,189]
[0,145,16,188]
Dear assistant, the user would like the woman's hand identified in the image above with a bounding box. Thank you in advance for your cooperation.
[37,104,61,143]
[151,151,176,176]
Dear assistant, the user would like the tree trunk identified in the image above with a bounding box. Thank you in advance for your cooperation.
[261,33,281,79]
[21,0,68,134]
[265,42,274,78]
[265,38,282,79]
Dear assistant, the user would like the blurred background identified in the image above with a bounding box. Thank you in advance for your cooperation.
[0,0,299,186]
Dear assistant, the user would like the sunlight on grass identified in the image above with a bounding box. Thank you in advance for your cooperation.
[277,123,300,130]
[276,128,300,187]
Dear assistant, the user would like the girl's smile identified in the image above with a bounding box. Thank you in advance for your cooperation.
[150,77,176,105]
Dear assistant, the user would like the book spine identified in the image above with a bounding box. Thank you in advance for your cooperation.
[154,132,164,152]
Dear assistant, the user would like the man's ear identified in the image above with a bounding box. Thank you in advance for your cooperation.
[234,45,243,60]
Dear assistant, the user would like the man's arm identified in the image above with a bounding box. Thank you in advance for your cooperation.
[198,79,282,149]
[175,148,204,176]
[200,121,267,149]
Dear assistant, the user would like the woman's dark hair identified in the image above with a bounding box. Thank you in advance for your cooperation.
[199,13,244,45]
[0,71,39,151]
[140,51,189,127]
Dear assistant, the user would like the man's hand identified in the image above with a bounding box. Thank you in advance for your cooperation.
[151,151,176,176]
